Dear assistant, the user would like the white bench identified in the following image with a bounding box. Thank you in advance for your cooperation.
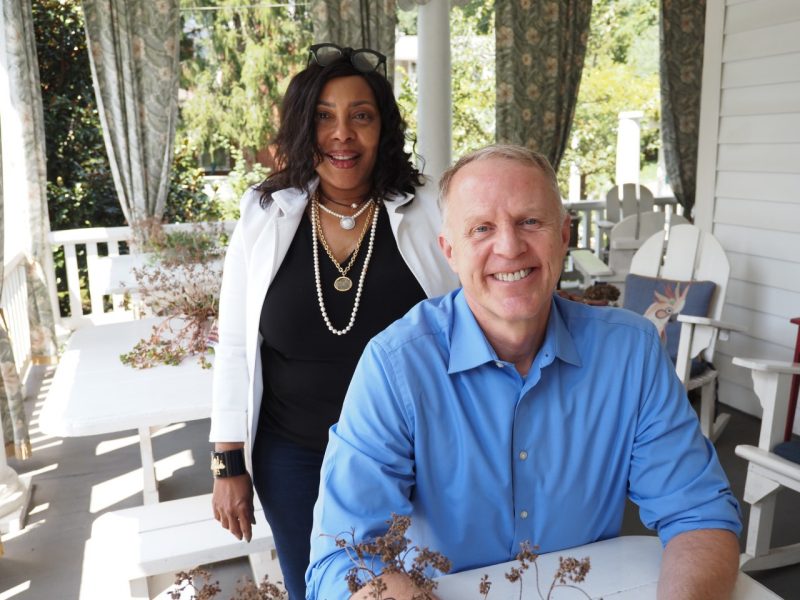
[80,493,279,599]
[570,248,614,287]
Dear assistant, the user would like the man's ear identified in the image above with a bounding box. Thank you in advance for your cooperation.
[438,233,458,273]
[560,212,571,250]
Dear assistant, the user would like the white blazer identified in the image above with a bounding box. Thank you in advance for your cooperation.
[209,180,459,446]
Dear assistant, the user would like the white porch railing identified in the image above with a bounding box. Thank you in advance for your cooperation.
[48,221,235,330]
[1,251,32,377]
[563,195,680,253]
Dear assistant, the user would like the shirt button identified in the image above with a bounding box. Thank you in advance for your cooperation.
[519,450,528,460]
[520,510,529,519]
[495,361,504,368]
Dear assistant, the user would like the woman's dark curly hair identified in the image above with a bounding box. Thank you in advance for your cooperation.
[256,55,422,207]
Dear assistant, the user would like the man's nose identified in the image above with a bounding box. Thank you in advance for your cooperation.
[494,226,525,257]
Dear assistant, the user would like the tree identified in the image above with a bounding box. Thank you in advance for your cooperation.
[397,0,496,162]
[178,0,313,166]
[559,0,661,198]
[34,0,220,229]
[33,0,124,231]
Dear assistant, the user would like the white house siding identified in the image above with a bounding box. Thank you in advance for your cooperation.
[695,0,800,433]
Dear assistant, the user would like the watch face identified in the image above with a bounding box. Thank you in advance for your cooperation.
[211,454,226,477]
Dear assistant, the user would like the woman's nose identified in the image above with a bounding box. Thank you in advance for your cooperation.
[332,116,354,142]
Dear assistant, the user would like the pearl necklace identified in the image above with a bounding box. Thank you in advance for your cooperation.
[317,197,373,230]
[311,198,381,335]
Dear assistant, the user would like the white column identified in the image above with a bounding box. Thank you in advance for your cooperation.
[615,110,644,186]
[416,0,451,182]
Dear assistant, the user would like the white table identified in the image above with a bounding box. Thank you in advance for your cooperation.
[40,317,213,504]
[435,536,783,599]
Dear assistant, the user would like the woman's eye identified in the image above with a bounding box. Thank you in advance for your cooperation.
[353,112,373,121]
[316,111,331,121]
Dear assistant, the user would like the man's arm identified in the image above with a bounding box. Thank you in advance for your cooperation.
[658,528,739,600]
[350,572,436,600]
[307,339,418,600]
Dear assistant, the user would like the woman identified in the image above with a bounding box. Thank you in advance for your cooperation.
[209,43,458,600]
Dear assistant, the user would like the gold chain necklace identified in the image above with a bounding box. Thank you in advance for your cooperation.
[311,197,381,335]
[313,196,374,292]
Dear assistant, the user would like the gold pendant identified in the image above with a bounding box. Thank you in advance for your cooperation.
[334,276,353,292]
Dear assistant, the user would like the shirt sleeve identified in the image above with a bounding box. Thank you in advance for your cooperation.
[627,331,742,544]
[306,338,416,600]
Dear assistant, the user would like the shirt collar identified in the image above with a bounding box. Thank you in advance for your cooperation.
[540,295,583,369]
[447,291,583,374]
[448,290,501,374]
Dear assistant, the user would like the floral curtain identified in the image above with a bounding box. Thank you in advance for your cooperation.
[81,0,181,225]
[2,1,57,366]
[660,0,705,216]
[495,0,592,173]
[0,126,31,461]
[311,0,398,81]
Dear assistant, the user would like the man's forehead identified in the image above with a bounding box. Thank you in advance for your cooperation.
[449,159,552,204]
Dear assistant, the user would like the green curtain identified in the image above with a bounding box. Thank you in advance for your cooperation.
[81,0,181,225]
[2,0,57,367]
[0,124,31,461]
[659,0,705,216]
[311,0,398,81]
[495,0,592,173]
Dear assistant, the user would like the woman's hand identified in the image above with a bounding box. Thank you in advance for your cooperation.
[212,472,256,542]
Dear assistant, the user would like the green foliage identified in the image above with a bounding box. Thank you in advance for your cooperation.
[34,0,125,231]
[217,145,270,220]
[397,0,496,162]
[164,138,222,223]
[449,3,495,159]
[559,0,661,198]
[178,0,313,160]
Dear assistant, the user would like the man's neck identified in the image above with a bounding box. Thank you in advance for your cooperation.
[470,315,549,377]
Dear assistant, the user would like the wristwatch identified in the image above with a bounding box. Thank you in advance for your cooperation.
[210,449,247,478]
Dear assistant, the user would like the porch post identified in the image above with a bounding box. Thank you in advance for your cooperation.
[416,0,451,181]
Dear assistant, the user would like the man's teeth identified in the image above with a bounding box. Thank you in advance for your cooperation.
[493,268,531,282]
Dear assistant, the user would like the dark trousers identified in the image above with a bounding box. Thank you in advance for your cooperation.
[252,433,324,600]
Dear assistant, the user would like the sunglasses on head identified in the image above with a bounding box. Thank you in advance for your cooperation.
[308,43,388,78]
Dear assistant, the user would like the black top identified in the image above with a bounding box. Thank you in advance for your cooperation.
[258,206,427,451]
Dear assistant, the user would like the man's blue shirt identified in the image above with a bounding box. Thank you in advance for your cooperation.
[306,290,741,599]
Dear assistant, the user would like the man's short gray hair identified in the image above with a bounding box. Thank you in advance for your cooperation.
[438,144,566,222]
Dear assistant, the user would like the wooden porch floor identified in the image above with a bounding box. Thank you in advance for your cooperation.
[1,366,798,599]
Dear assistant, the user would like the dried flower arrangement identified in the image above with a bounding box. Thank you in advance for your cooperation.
[119,219,228,369]
[331,513,452,599]
[170,514,591,600]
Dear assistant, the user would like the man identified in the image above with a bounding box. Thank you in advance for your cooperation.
[306,145,741,600]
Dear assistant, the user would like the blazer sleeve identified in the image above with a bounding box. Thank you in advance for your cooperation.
[209,190,258,442]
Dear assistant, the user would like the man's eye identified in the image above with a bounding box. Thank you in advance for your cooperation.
[522,218,539,226]
[473,225,490,234]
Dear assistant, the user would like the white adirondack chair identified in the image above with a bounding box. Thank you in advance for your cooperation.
[733,358,800,572]
[571,210,689,291]
[628,224,742,441]
[594,183,655,257]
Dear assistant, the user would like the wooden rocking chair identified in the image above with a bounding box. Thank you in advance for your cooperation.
[733,358,800,572]
[627,224,742,441]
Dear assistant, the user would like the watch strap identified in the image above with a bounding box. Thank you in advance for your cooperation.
[210,449,247,478]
